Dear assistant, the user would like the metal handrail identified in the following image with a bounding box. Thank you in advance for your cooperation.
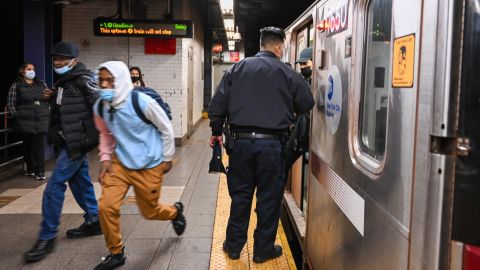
[0,141,23,152]
[0,108,23,170]
[0,128,13,134]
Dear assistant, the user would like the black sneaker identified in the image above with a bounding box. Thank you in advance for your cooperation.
[35,173,47,180]
[223,241,240,260]
[253,245,283,264]
[172,202,186,236]
[24,238,56,263]
[94,247,126,270]
[66,220,103,238]
[25,171,35,176]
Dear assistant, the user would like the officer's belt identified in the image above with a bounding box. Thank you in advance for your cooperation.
[234,132,280,140]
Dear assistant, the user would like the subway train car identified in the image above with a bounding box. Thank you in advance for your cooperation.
[282,0,480,269]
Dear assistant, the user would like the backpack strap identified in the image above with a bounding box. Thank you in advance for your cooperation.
[131,90,153,125]
[97,100,104,119]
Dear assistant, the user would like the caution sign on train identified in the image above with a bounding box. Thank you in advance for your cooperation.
[392,34,415,88]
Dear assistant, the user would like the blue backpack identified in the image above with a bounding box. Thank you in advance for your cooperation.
[97,87,172,125]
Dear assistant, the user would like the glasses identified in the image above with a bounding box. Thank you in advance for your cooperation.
[98,77,115,84]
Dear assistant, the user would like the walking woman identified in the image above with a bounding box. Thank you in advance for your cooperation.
[7,62,50,180]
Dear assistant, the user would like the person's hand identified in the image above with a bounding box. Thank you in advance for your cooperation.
[43,89,54,99]
[162,161,173,174]
[98,160,112,184]
[209,135,223,148]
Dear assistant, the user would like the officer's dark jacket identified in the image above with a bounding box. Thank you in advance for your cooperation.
[13,80,50,134]
[208,51,314,136]
[48,63,99,160]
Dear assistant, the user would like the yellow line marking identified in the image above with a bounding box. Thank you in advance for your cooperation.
[209,156,296,270]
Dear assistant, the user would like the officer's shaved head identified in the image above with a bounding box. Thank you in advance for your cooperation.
[260,27,286,47]
[260,27,286,59]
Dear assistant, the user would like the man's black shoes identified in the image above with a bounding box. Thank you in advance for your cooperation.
[94,247,126,270]
[24,238,56,263]
[253,245,283,263]
[66,220,103,238]
[223,241,240,260]
[172,202,186,236]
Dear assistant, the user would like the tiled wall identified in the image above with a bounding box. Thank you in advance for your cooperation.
[62,0,204,138]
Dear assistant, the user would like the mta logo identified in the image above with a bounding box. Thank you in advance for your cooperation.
[327,75,334,100]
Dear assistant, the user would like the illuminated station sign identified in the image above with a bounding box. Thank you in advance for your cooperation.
[93,17,193,38]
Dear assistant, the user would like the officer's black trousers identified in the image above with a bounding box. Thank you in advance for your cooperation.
[225,138,286,255]
[22,133,46,174]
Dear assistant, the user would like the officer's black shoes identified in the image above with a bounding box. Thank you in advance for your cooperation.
[24,238,56,263]
[66,220,103,238]
[253,245,283,264]
[223,241,241,260]
[94,246,126,270]
[172,202,186,236]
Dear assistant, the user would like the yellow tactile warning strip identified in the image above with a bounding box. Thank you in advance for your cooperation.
[209,156,297,270]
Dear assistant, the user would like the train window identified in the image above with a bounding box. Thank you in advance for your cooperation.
[358,0,393,160]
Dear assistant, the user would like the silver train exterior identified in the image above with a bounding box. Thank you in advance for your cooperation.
[283,0,480,269]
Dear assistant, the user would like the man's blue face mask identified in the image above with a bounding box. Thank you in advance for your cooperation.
[54,59,75,75]
[99,89,115,102]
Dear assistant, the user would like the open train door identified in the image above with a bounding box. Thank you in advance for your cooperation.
[451,0,480,268]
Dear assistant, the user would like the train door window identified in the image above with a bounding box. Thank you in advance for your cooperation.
[358,0,393,161]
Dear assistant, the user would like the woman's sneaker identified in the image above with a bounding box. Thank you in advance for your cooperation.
[35,173,47,180]
[25,171,35,176]
[172,202,186,236]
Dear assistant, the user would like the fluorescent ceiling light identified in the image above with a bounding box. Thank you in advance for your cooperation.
[224,18,234,31]
[220,0,234,15]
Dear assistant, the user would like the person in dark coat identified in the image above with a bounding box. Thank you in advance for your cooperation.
[7,62,50,180]
[208,27,314,264]
[24,42,101,263]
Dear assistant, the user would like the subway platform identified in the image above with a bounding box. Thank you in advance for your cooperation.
[0,120,295,270]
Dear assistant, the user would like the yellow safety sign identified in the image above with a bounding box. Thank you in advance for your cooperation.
[392,34,415,88]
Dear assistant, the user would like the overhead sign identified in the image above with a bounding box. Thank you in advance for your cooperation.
[93,17,193,38]
[324,0,349,37]
[392,34,415,88]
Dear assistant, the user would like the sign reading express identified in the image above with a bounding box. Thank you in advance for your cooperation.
[93,18,193,38]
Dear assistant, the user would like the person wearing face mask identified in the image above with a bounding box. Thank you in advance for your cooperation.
[24,42,101,263]
[283,47,314,176]
[7,62,50,180]
[92,61,184,270]
[208,27,314,264]
[129,66,146,87]
[296,47,313,84]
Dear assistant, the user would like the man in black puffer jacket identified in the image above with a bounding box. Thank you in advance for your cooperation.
[24,42,102,263]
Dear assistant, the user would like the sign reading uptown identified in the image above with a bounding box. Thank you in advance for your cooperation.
[93,17,193,38]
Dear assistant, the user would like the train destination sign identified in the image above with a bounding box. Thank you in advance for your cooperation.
[93,18,193,38]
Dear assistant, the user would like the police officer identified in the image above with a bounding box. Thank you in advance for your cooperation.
[208,27,314,263]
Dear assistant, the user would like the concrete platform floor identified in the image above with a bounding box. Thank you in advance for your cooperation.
[0,120,219,270]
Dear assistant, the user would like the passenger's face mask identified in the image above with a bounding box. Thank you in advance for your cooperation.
[25,70,36,80]
[99,89,115,102]
[131,76,140,83]
[301,66,312,78]
[54,59,75,75]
